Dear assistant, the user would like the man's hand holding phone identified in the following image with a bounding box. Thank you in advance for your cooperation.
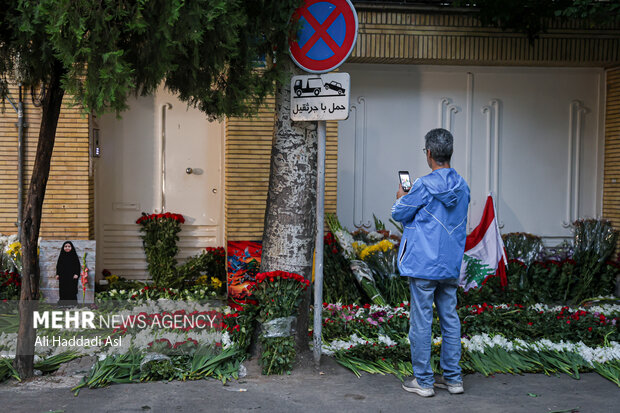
[398,170,412,199]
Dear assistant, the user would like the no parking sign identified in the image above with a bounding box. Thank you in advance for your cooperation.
[289,0,358,73]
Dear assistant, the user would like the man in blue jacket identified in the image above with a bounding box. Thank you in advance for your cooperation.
[392,128,470,397]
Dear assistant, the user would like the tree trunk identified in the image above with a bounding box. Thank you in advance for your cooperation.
[261,56,317,352]
[14,59,65,378]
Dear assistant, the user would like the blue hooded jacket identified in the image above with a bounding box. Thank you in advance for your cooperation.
[391,168,470,280]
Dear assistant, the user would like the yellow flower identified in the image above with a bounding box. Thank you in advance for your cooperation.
[105,274,119,284]
[210,277,222,289]
[196,275,209,285]
[352,241,367,257]
[6,242,20,256]
[5,241,39,256]
[360,240,394,260]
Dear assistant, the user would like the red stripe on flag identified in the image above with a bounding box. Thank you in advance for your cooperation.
[480,253,508,288]
[464,195,496,251]
[496,253,507,287]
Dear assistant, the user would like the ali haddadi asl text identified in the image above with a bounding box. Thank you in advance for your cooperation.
[35,335,122,347]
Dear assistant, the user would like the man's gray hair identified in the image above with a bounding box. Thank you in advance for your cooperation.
[424,128,453,165]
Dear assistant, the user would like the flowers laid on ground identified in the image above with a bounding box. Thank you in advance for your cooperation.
[319,300,620,385]
[176,247,227,293]
[251,271,310,375]
[4,212,617,390]
[458,256,619,307]
[97,284,221,301]
[0,297,256,387]
[71,299,246,393]
[100,243,227,299]
[491,221,619,305]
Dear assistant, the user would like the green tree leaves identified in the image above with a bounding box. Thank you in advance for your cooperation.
[1,0,301,117]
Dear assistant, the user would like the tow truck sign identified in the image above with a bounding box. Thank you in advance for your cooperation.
[290,72,350,121]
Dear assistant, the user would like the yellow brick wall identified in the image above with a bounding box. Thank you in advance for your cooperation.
[0,83,93,239]
[351,9,620,66]
[603,67,620,252]
[225,96,338,241]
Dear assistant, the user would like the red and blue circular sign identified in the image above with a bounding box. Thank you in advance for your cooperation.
[289,0,358,73]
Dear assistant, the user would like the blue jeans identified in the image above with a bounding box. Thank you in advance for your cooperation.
[408,277,462,388]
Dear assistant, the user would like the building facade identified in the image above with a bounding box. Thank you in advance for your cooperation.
[1,4,618,280]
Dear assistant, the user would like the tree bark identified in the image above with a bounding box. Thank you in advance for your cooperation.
[260,56,317,352]
[14,59,65,378]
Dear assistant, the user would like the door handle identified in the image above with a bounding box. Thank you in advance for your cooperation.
[186,167,193,175]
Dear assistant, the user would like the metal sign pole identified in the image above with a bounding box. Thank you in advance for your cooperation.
[313,120,326,367]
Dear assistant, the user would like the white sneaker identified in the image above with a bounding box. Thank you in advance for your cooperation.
[402,378,435,397]
[434,375,464,394]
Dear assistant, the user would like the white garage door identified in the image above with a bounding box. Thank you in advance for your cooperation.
[337,64,604,243]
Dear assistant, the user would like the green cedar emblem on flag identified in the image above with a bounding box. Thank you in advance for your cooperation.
[463,254,495,286]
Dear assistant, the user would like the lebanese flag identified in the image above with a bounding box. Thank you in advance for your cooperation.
[459,195,507,291]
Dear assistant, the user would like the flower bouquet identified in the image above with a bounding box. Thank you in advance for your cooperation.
[251,271,310,375]
[4,241,22,274]
[136,212,185,287]
[326,213,388,306]
[358,240,408,306]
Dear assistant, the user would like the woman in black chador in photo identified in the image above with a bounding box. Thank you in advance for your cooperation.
[55,241,81,305]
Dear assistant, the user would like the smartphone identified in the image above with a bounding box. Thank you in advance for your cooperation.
[399,170,412,192]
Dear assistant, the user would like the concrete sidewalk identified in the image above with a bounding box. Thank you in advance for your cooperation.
[1,354,617,413]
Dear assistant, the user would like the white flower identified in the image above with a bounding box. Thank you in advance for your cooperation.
[378,334,397,347]
[333,229,356,260]
[221,331,232,349]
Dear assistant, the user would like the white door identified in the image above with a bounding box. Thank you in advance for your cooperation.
[95,86,224,280]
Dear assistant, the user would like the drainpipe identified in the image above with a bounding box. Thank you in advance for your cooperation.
[17,84,24,242]
[4,84,25,241]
